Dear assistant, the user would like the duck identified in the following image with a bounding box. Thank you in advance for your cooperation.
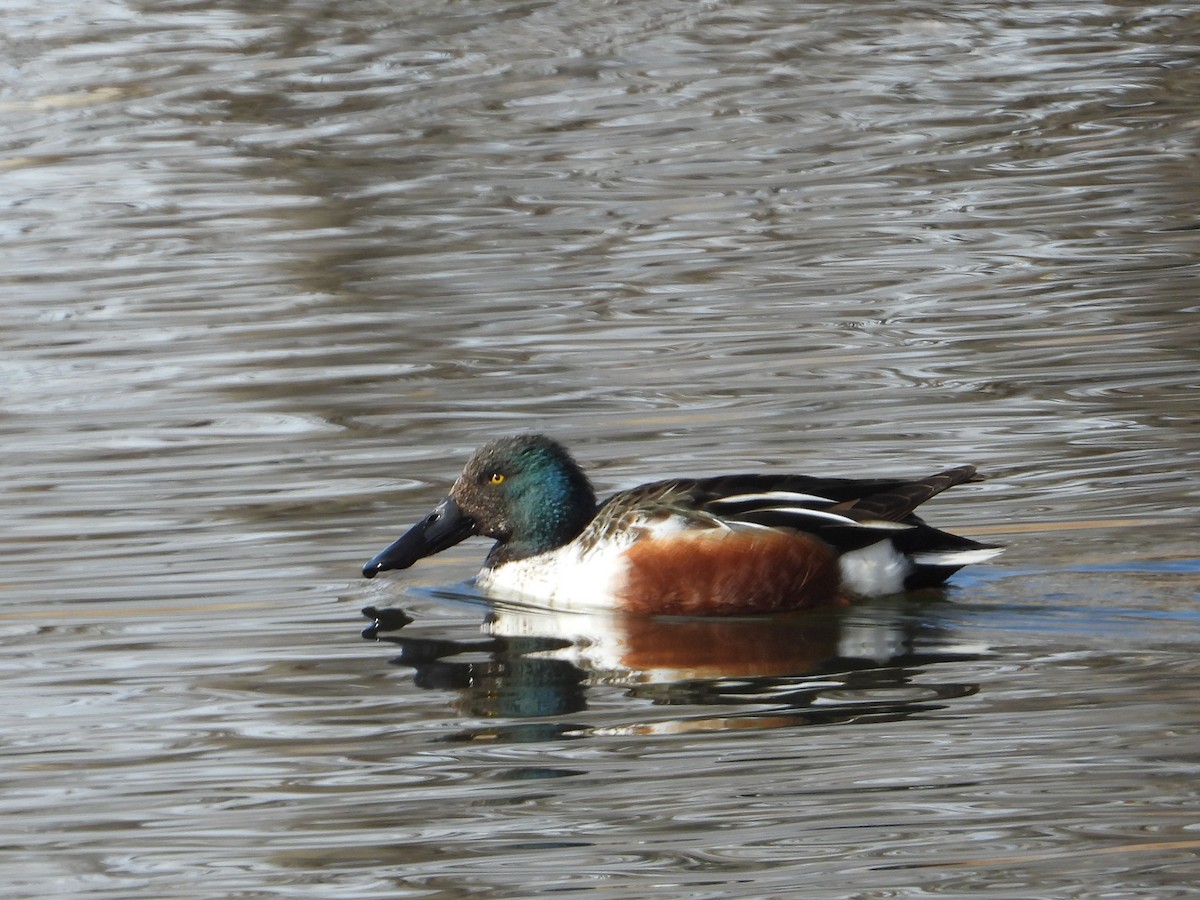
[361,434,1002,616]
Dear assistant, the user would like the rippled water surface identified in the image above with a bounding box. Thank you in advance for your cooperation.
[4,1,1199,896]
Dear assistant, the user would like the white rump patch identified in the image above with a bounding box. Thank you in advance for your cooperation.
[838,541,911,597]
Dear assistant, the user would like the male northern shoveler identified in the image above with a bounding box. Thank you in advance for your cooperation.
[361,434,1002,616]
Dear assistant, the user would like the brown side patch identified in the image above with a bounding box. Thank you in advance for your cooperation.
[619,530,843,616]
[618,612,844,677]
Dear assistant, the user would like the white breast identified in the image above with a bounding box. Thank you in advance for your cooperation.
[475,539,632,610]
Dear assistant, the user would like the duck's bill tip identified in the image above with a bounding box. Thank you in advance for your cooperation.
[360,535,424,579]
[360,495,478,580]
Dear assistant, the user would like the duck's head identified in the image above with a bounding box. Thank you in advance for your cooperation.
[362,434,597,578]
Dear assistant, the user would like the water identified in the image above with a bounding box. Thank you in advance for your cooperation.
[3,1,1199,896]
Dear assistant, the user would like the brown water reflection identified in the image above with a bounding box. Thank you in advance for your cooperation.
[3,0,1199,897]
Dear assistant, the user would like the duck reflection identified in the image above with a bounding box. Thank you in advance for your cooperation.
[361,594,984,740]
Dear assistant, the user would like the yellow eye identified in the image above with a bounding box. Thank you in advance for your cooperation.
[488,472,505,485]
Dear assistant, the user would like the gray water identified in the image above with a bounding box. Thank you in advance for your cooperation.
[3,1,1199,896]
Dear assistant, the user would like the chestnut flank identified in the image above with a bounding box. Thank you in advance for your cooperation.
[620,530,843,616]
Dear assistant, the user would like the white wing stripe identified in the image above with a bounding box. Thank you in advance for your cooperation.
[911,547,1004,566]
[742,507,860,526]
[712,491,835,506]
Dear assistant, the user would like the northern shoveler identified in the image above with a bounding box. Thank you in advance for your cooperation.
[361,434,1002,616]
